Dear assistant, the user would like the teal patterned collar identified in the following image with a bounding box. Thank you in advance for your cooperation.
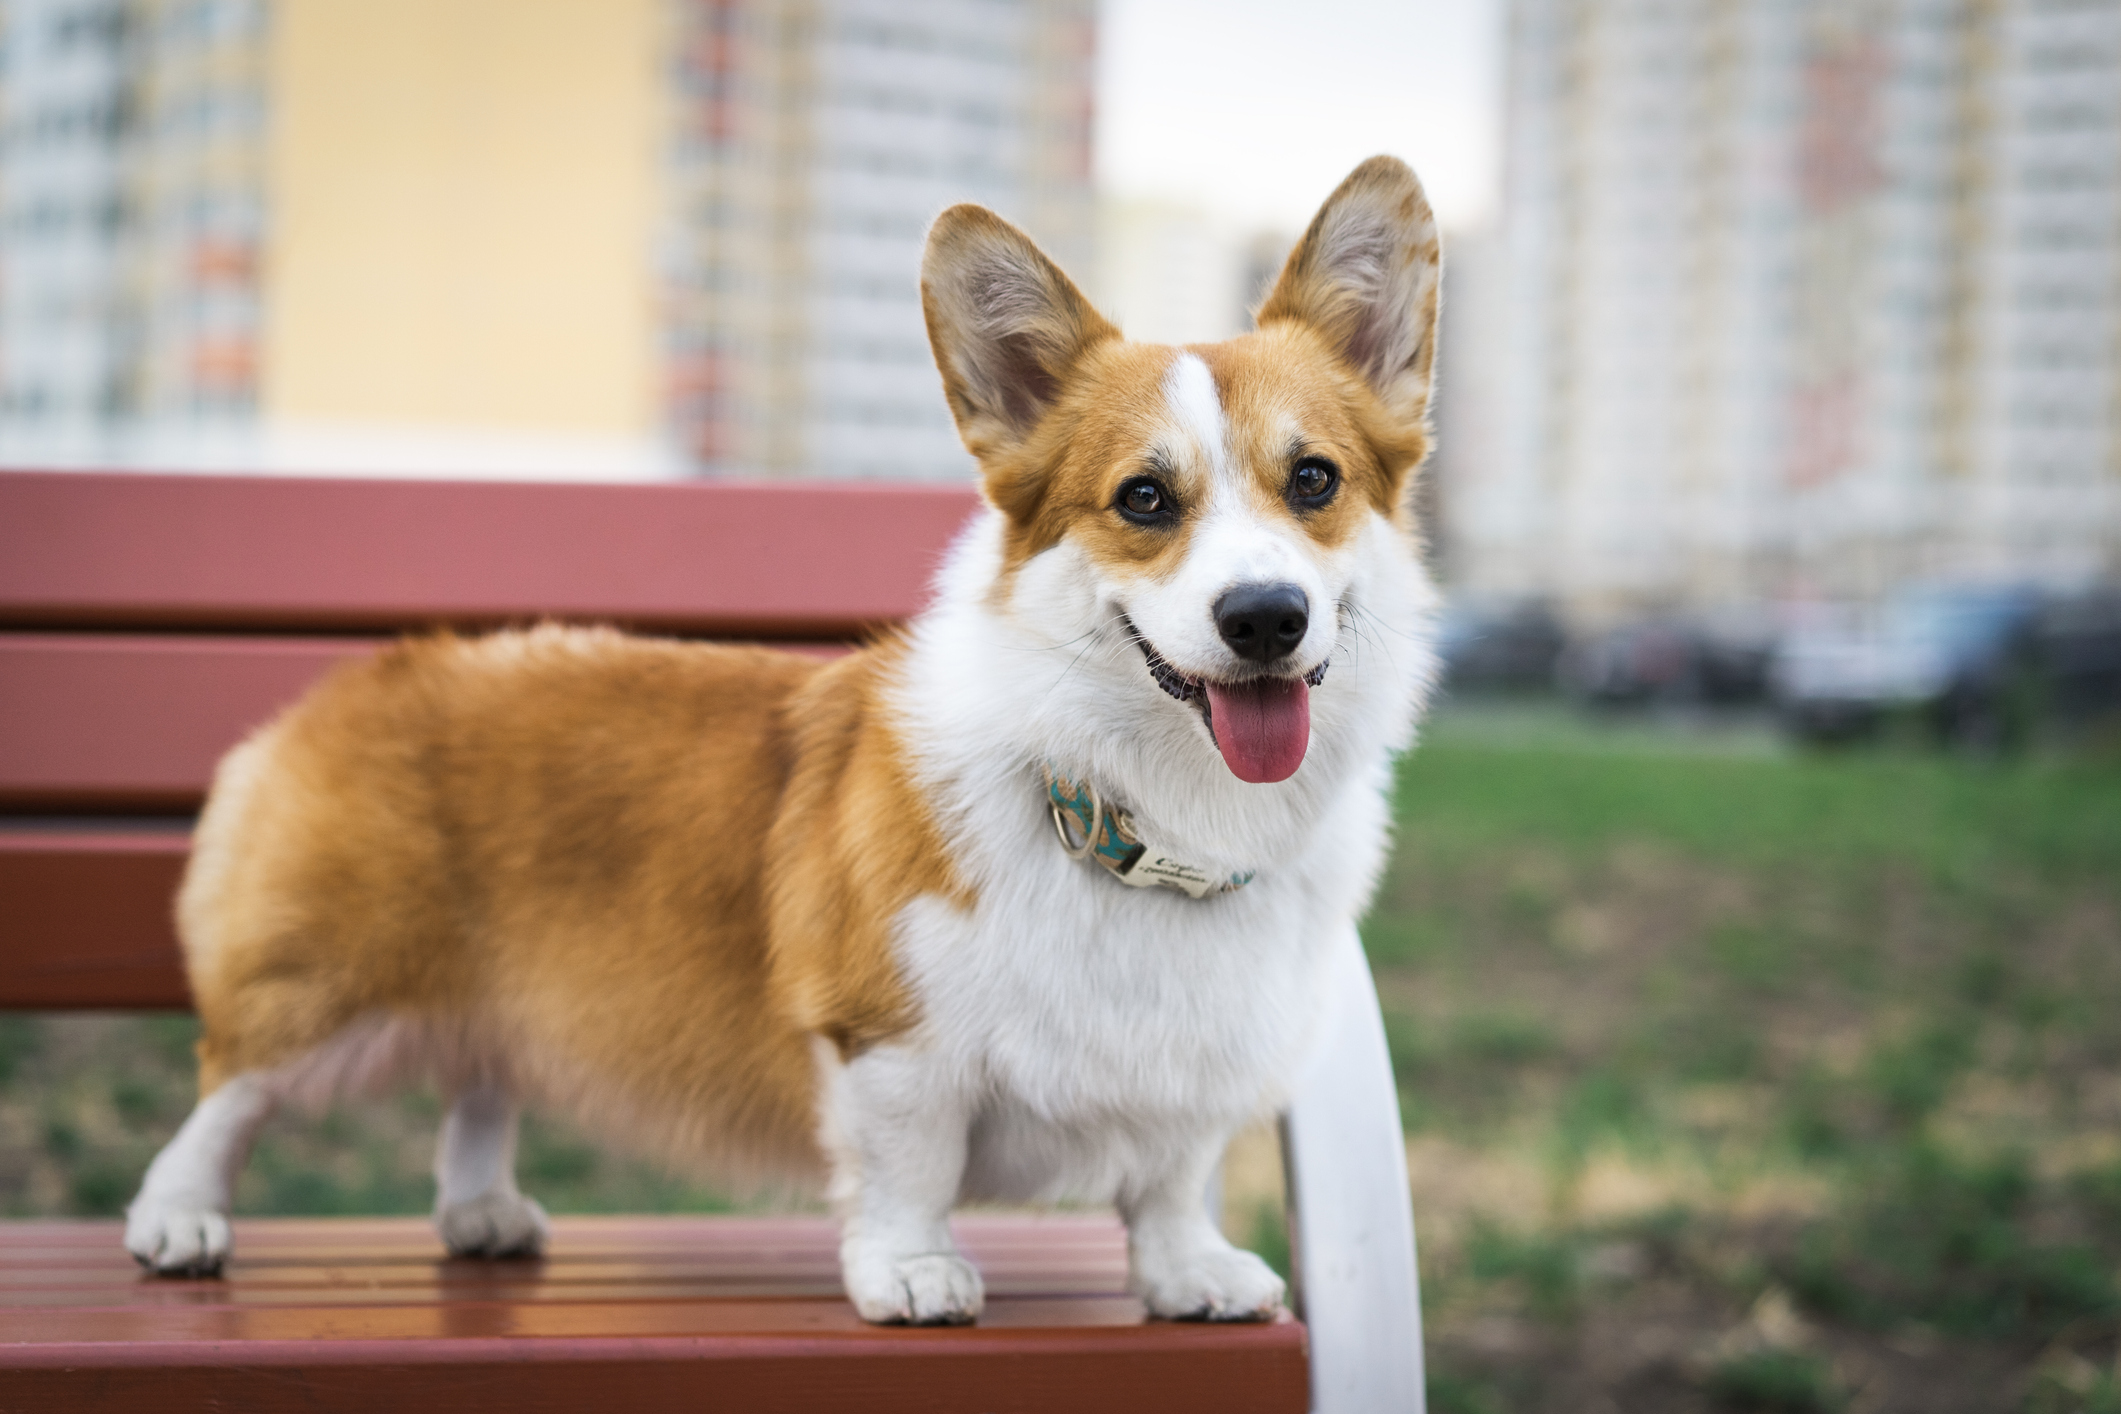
[1041,765,1254,900]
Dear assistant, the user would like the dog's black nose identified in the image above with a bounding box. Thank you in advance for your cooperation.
[1214,582,1309,663]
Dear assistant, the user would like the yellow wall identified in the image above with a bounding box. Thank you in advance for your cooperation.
[262,0,659,435]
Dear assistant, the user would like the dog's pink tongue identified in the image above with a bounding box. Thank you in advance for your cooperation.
[1205,677,1311,783]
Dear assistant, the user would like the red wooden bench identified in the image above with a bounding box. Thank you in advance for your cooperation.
[0,469,1424,1412]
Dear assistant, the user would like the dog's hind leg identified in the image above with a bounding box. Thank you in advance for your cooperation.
[125,1073,276,1276]
[433,1081,549,1259]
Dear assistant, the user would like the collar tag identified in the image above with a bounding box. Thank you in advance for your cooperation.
[1043,767,1253,900]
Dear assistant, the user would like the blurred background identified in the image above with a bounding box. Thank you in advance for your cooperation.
[3,2,2121,1411]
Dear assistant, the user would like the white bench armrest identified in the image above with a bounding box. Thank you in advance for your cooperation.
[1283,923,1426,1413]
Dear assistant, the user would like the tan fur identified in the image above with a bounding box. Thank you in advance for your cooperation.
[177,625,960,1178]
[1197,324,1429,531]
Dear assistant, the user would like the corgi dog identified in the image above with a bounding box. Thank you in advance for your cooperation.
[125,155,1442,1326]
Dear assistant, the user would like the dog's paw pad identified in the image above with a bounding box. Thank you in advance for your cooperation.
[846,1251,985,1326]
[1136,1245,1286,1322]
[125,1203,232,1277]
[436,1191,550,1259]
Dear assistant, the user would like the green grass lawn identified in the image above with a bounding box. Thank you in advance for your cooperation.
[4,706,2117,1412]
[1371,708,2121,1414]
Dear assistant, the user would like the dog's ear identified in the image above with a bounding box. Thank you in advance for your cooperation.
[922,205,1118,462]
[1256,156,1441,439]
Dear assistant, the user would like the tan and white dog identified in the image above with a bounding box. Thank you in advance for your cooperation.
[126,155,1443,1326]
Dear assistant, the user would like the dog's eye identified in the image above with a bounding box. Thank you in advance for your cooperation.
[1289,458,1339,508]
[1117,478,1174,524]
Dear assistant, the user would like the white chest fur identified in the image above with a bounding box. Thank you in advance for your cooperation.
[844,509,1437,1206]
[891,780,1387,1203]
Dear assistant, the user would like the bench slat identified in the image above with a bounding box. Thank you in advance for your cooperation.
[0,1216,1310,1413]
[0,634,379,811]
[0,828,190,1008]
[0,633,846,813]
[0,472,979,639]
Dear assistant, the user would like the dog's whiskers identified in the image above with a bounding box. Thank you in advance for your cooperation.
[1011,624,1105,655]
[1038,615,1121,708]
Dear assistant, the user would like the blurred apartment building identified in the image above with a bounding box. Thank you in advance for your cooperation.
[666,0,1092,475]
[1446,0,2121,618]
[0,0,265,438]
[0,0,1093,478]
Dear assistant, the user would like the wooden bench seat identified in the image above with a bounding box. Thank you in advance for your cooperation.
[0,1215,1309,1412]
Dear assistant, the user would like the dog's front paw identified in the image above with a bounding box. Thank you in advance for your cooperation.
[125,1201,232,1277]
[844,1249,985,1325]
[436,1191,550,1259]
[1135,1243,1286,1322]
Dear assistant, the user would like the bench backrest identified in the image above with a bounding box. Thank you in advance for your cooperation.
[0,470,980,1005]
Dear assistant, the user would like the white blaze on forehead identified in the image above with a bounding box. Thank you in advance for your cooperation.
[1117,349,1340,681]
[1162,352,1228,479]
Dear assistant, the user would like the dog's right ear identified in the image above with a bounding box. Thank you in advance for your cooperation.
[922,206,1117,463]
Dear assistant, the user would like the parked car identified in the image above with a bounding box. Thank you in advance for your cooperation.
[1558,619,1700,704]
[1435,599,1568,693]
[1555,612,1773,707]
[2035,587,2121,731]
[1771,585,2044,748]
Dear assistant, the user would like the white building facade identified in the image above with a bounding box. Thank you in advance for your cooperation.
[0,0,133,434]
[1451,0,2121,618]
[0,0,267,453]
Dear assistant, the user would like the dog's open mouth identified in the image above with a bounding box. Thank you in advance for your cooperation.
[1134,626,1327,785]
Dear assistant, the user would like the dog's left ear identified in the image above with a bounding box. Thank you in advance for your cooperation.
[922,205,1118,463]
[1257,156,1442,442]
